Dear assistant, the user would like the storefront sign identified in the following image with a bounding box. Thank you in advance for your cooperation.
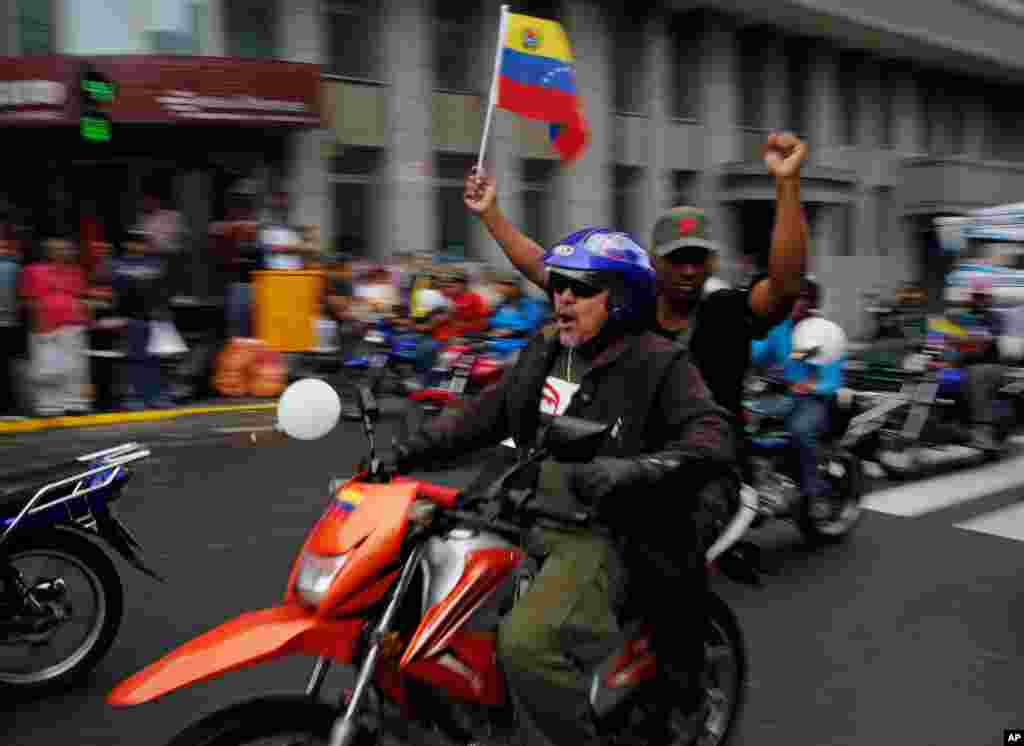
[88,56,322,127]
[0,55,322,128]
[0,56,74,126]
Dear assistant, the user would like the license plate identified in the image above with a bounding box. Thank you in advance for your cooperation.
[450,376,468,394]
[370,353,388,367]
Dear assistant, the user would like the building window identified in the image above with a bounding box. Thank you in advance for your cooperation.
[331,146,381,257]
[786,39,810,136]
[667,11,701,120]
[840,204,855,256]
[434,2,477,93]
[879,65,894,149]
[326,1,382,81]
[522,158,558,251]
[435,154,475,257]
[18,0,54,55]
[838,51,859,146]
[612,9,648,115]
[876,187,892,256]
[519,0,562,20]
[737,28,764,129]
[612,165,644,239]
[225,0,277,59]
[668,171,697,208]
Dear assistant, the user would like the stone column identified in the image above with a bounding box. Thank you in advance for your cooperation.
[204,0,227,57]
[642,9,671,246]
[2,0,19,55]
[379,0,434,260]
[470,3,524,268]
[559,0,612,234]
[805,41,842,165]
[281,0,332,253]
[697,11,741,279]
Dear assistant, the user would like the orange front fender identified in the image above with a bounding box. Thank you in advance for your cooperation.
[108,605,365,706]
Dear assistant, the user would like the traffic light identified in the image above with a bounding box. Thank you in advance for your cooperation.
[79,63,115,143]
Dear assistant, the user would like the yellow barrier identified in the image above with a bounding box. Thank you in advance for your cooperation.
[252,271,326,352]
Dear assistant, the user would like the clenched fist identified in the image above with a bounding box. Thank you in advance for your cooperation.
[763,132,807,181]
[464,166,498,216]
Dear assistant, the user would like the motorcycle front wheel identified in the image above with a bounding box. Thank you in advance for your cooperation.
[166,696,336,745]
[166,694,432,746]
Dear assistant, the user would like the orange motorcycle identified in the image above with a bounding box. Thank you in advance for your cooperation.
[109,379,754,746]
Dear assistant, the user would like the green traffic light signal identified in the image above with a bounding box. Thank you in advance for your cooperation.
[81,115,111,142]
[83,79,115,102]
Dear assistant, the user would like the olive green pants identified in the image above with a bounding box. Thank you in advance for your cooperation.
[497,529,626,746]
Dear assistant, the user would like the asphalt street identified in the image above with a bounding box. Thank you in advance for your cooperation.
[3,397,1024,746]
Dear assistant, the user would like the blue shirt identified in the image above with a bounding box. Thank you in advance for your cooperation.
[489,297,549,337]
[751,318,844,397]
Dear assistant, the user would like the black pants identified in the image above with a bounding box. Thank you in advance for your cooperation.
[0,324,25,414]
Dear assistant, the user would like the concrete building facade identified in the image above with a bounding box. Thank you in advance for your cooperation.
[7,0,1024,330]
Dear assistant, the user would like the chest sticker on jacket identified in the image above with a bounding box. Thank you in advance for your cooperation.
[501,376,580,448]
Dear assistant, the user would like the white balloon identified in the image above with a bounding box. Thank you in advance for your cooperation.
[277,378,342,440]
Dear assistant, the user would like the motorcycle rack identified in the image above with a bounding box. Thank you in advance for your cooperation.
[0,443,151,546]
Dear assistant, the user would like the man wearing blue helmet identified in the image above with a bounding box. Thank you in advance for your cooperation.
[465,132,809,427]
[392,228,736,745]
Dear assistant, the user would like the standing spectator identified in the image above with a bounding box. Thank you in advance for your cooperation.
[19,234,92,416]
[141,188,188,295]
[212,191,261,339]
[113,228,173,410]
[259,190,304,270]
[0,235,24,416]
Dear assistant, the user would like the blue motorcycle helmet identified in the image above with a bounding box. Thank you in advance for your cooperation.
[543,228,656,326]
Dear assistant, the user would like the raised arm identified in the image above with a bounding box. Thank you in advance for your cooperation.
[750,132,809,324]
[464,167,549,292]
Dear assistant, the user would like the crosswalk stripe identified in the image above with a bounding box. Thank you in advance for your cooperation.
[862,452,1024,517]
[954,502,1024,541]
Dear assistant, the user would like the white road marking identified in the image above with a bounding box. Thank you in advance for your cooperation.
[954,502,1024,542]
[862,452,1024,517]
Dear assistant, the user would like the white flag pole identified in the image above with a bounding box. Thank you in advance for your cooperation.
[476,4,510,173]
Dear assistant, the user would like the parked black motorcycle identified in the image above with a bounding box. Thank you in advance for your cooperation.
[0,443,161,695]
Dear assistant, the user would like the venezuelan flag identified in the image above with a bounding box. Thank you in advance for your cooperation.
[496,12,590,162]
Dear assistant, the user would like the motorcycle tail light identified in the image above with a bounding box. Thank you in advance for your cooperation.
[295,552,349,607]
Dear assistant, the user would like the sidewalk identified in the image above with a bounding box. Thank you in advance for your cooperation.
[0,396,278,435]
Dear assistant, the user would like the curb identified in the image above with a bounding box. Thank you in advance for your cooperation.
[0,402,278,435]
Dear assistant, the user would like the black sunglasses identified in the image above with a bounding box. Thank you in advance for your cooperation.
[549,272,604,299]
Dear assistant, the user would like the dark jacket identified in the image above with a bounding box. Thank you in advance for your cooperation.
[408,324,736,529]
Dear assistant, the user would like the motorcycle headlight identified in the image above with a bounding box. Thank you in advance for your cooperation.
[295,552,349,607]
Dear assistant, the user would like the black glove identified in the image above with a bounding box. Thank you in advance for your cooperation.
[569,457,641,504]
[391,436,432,474]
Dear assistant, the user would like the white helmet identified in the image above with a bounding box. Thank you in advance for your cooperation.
[791,317,847,366]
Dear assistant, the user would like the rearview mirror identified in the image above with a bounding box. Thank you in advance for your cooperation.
[539,413,611,463]
[277,378,342,440]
